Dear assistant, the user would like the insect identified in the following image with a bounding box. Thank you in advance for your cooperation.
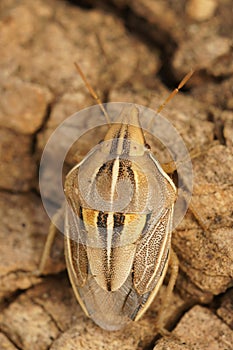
[39,65,193,332]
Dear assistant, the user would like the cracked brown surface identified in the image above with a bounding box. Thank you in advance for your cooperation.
[0,0,232,349]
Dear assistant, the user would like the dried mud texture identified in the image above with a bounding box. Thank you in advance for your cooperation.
[0,0,232,349]
[155,305,233,350]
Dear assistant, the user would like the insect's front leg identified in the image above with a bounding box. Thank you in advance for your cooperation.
[162,140,218,176]
[162,152,211,232]
[36,207,64,275]
[188,201,210,232]
[155,248,179,336]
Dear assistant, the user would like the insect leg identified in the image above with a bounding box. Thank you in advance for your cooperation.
[37,207,64,274]
[162,139,219,175]
[155,248,179,335]
[188,201,210,232]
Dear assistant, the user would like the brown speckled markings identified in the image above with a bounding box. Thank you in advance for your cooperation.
[0,0,232,348]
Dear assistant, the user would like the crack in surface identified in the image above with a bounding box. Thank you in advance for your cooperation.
[0,329,23,350]
[67,0,179,89]
[1,0,232,348]
[28,295,63,333]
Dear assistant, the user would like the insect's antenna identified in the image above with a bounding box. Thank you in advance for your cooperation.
[156,69,194,114]
[74,62,111,126]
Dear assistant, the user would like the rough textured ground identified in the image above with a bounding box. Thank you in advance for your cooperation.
[0,0,232,349]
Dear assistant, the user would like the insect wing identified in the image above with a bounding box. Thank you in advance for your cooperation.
[64,170,141,330]
[133,207,173,295]
[63,105,177,330]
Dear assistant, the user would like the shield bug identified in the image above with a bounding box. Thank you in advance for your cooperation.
[39,66,193,332]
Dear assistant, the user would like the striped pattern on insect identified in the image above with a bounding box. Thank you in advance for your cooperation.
[39,66,193,332]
